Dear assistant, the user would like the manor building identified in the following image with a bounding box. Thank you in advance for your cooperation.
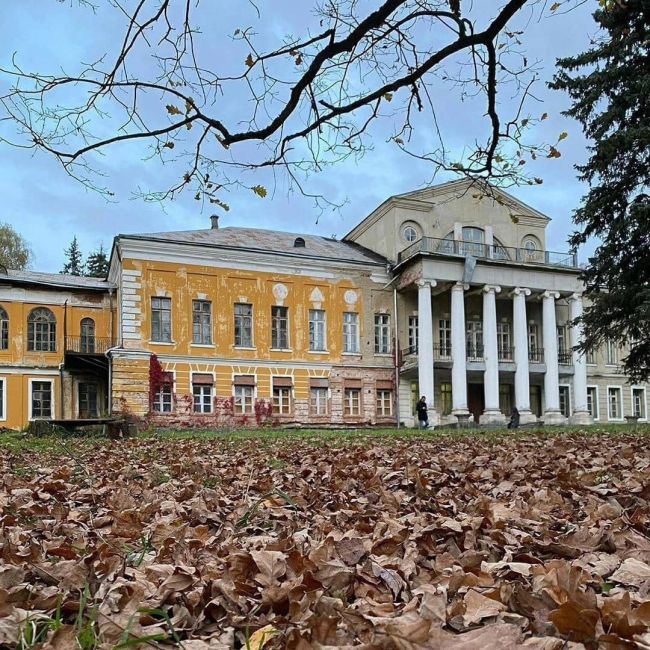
[0,180,646,429]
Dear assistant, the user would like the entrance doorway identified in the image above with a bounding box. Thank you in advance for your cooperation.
[468,384,484,422]
[78,382,99,418]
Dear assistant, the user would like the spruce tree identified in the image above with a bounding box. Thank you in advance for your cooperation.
[61,236,84,276]
[85,244,109,278]
[550,0,650,382]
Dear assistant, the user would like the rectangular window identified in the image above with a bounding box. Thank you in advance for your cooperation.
[273,387,291,415]
[234,303,253,347]
[440,382,452,416]
[497,322,512,360]
[192,300,212,345]
[559,385,571,418]
[309,309,326,351]
[466,320,483,360]
[376,390,393,417]
[31,380,53,418]
[310,387,328,416]
[344,388,361,416]
[528,323,542,362]
[0,314,8,350]
[557,325,567,354]
[408,315,418,352]
[234,384,254,414]
[343,312,360,353]
[608,387,622,420]
[374,313,391,354]
[192,374,214,413]
[586,348,596,364]
[78,382,99,418]
[151,297,172,342]
[499,384,513,417]
[438,319,451,358]
[606,340,618,365]
[632,388,645,419]
[152,373,173,413]
[587,386,599,420]
[0,378,5,419]
[271,306,289,349]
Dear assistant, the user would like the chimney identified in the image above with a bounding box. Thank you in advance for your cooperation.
[210,214,219,229]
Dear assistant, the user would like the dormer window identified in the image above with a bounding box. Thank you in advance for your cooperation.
[401,222,421,243]
[293,237,306,248]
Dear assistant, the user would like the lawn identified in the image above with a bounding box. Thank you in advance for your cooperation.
[1,426,649,648]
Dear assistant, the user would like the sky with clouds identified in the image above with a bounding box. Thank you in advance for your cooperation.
[0,1,599,273]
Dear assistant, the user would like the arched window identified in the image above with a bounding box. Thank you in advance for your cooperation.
[27,308,56,352]
[441,227,510,259]
[80,317,96,353]
[0,306,8,350]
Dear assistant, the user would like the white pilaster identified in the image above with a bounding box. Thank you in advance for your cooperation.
[542,290,565,424]
[453,222,463,242]
[480,285,506,424]
[417,279,438,423]
[569,293,592,424]
[485,225,494,259]
[512,288,536,424]
[451,282,469,417]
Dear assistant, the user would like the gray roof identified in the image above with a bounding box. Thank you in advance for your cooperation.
[120,226,387,266]
[0,269,112,291]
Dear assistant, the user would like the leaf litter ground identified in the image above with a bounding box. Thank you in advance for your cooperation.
[1,427,650,649]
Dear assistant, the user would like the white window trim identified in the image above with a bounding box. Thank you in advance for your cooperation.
[309,309,327,352]
[152,368,176,413]
[272,377,294,415]
[559,383,572,418]
[587,385,600,421]
[606,384,624,421]
[232,372,257,414]
[28,378,55,421]
[0,377,6,421]
[310,386,330,416]
[630,385,647,421]
[190,371,216,414]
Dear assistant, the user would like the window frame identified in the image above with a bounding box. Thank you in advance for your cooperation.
[374,313,391,355]
[631,386,647,421]
[152,371,174,413]
[497,321,512,360]
[440,382,453,416]
[605,340,618,366]
[272,386,292,415]
[438,318,451,358]
[0,377,6,421]
[586,385,599,421]
[343,387,361,416]
[27,307,57,352]
[376,389,393,417]
[408,314,418,351]
[342,311,360,353]
[558,384,571,418]
[29,378,54,420]
[607,385,623,421]
[192,299,213,346]
[234,303,254,348]
[80,317,96,353]
[234,384,255,414]
[310,387,329,416]
[192,384,213,414]
[151,297,172,343]
[78,381,99,418]
[402,225,418,242]
[0,306,8,351]
[309,309,327,352]
[271,306,289,350]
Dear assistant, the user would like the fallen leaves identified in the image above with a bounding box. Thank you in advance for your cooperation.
[0,429,649,647]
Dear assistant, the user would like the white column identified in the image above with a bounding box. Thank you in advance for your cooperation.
[542,290,565,424]
[485,225,494,259]
[417,280,438,422]
[512,288,536,424]
[451,282,469,417]
[569,293,592,424]
[480,285,506,424]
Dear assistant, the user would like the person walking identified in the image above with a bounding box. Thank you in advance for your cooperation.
[507,407,520,429]
[416,396,429,429]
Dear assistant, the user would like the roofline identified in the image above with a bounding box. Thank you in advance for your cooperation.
[115,233,388,267]
[0,275,113,292]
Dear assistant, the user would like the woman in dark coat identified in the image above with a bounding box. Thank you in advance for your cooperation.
[416,396,429,429]
[507,407,520,429]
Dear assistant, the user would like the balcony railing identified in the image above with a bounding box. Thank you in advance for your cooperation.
[529,347,544,363]
[65,336,115,355]
[397,236,578,268]
[498,346,514,362]
[403,344,548,364]
[558,351,574,365]
[467,344,484,362]
[434,344,452,361]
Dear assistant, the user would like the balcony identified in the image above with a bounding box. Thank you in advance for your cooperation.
[403,344,546,365]
[498,346,514,362]
[529,347,545,364]
[558,351,573,366]
[397,236,578,268]
[65,336,115,355]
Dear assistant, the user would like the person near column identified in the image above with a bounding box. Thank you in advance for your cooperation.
[416,396,429,429]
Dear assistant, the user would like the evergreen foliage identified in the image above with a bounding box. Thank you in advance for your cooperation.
[551,0,650,381]
[85,244,109,278]
[61,236,84,276]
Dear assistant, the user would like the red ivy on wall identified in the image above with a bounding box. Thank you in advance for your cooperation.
[148,354,166,411]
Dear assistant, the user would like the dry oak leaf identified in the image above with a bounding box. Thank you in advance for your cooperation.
[445,622,524,649]
[610,558,650,588]
[251,550,287,587]
[462,589,506,626]
[548,601,600,643]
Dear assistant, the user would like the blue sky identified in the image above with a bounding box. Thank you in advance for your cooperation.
[0,1,598,272]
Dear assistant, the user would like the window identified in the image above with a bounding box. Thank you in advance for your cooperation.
[497,322,512,360]
[586,348,596,364]
[461,227,485,257]
[557,325,567,354]
[402,225,418,242]
[344,388,361,416]
[438,319,451,357]
[273,386,292,415]
[632,388,646,419]
[271,306,289,349]
[27,308,56,352]
[152,372,173,412]
[376,390,393,417]
[234,303,253,347]
[192,374,214,413]
[31,380,53,418]
[0,306,8,350]
[466,320,483,360]
[608,387,622,420]
[310,387,328,416]
[78,382,98,418]
[606,340,618,365]
[523,238,537,252]
[587,386,599,420]
[499,384,513,416]
[343,312,360,353]
[80,318,95,353]
[151,297,171,343]
[192,300,212,345]
[528,323,541,362]
[559,385,571,418]
[234,384,254,414]
[374,313,391,354]
[408,315,418,352]
[440,383,452,416]
[0,378,5,420]
[309,309,326,351]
